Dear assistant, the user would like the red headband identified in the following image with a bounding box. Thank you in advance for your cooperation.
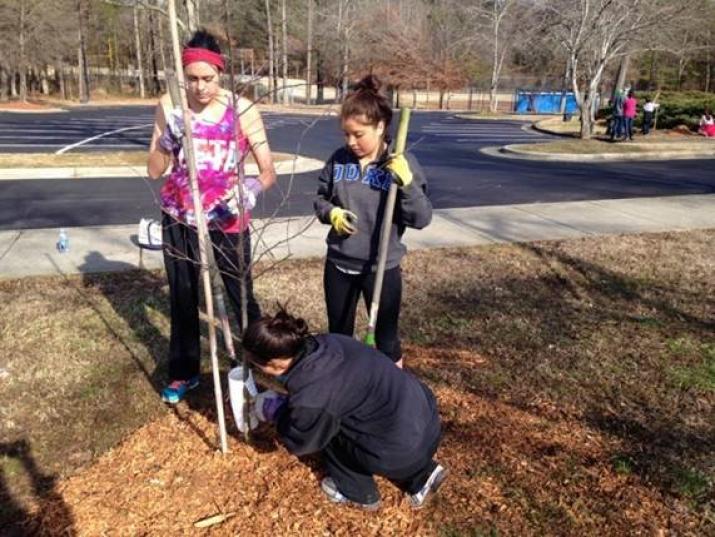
[181,48,224,71]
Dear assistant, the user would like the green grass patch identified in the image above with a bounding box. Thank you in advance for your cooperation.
[668,341,715,392]
[673,466,712,502]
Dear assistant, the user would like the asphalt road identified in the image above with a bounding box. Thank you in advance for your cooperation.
[1,107,713,231]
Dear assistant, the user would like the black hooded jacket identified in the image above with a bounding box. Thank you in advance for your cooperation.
[275,334,441,471]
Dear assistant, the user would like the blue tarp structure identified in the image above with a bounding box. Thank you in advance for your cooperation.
[514,91,578,114]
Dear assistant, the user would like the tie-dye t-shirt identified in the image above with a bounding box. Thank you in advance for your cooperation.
[160,103,251,233]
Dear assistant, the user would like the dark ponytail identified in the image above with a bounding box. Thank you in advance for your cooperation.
[341,75,393,133]
[242,307,310,365]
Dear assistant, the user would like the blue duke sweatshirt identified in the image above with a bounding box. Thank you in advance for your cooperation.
[314,147,433,273]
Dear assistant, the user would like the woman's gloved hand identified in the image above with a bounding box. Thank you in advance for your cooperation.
[386,153,413,188]
[158,107,185,153]
[224,177,263,214]
[254,390,288,423]
[329,207,358,235]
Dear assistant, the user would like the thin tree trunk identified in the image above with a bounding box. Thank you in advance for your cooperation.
[41,67,49,95]
[148,10,161,94]
[19,0,27,103]
[157,14,168,79]
[281,0,288,105]
[264,0,275,103]
[77,0,90,103]
[10,71,18,98]
[185,0,199,34]
[559,60,570,114]
[340,0,350,100]
[316,50,324,103]
[707,30,712,92]
[58,65,67,100]
[613,54,630,97]
[336,0,343,101]
[133,5,146,98]
[305,0,313,104]
[167,0,228,455]
[0,67,9,101]
[489,7,499,113]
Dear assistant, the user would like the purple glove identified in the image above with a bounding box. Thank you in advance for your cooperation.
[255,391,287,422]
[158,108,185,153]
[241,177,264,211]
[224,177,263,213]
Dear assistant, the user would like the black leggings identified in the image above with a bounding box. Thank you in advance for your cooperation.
[323,260,402,362]
[162,214,261,380]
[323,433,439,504]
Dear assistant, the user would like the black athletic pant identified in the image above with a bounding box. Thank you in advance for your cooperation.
[323,260,402,362]
[323,433,439,504]
[162,214,261,381]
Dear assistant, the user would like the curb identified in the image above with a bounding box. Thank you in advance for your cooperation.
[531,119,577,138]
[0,155,325,181]
[497,144,715,162]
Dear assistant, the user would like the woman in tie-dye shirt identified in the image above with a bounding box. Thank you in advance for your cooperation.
[147,29,276,404]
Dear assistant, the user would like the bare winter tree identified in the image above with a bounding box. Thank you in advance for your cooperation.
[466,0,519,112]
[542,0,697,139]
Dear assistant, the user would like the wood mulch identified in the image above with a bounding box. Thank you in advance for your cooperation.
[32,345,696,536]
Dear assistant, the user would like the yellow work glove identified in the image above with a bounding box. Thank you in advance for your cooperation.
[329,207,358,235]
[386,153,413,188]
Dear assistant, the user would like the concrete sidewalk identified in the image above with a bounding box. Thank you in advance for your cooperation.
[1,194,713,279]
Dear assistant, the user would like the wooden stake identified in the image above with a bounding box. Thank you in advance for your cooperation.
[167,0,228,454]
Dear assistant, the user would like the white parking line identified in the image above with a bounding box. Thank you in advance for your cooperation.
[55,124,152,154]
[433,132,538,138]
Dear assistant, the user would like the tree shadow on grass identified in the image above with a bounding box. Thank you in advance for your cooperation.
[0,439,74,536]
[77,251,168,395]
[402,239,714,507]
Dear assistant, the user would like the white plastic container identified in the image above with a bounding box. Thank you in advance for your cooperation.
[228,366,259,432]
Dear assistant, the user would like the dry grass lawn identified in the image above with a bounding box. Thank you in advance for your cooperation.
[1,231,713,535]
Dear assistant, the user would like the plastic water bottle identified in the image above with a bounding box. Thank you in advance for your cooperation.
[56,229,69,253]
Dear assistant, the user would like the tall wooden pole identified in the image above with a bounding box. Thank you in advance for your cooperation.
[167,0,228,454]
[365,108,410,347]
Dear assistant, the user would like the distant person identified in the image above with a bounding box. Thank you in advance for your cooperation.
[243,308,447,510]
[699,108,715,137]
[146,29,276,404]
[623,90,638,141]
[609,89,625,141]
[642,97,659,135]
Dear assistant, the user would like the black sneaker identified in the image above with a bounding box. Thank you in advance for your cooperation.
[408,464,448,508]
[320,477,380,511]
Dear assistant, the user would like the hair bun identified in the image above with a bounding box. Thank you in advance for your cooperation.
[353,75,382,95]
[271,306,309,339]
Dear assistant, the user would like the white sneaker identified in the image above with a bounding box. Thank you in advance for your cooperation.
[137,218,163,250]
[408,464,448,508]
[320,477,380,511]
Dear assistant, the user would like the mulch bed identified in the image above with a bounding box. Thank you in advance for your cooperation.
[29,345,697,536]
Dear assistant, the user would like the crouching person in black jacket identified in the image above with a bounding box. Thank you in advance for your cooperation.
[243,308,447,511]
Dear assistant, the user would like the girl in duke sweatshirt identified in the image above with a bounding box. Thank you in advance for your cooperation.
[314,75,432,367]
